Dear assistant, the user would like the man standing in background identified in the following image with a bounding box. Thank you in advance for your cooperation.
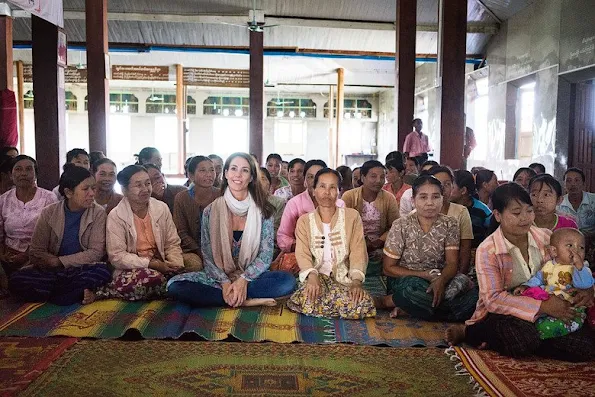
[403,118,431,165]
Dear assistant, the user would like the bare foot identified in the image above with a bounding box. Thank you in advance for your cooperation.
[242,298,277,307]
[445,324,466,346]
[374,295,396,309]
[389,307,407,318]
[82,289,96,305]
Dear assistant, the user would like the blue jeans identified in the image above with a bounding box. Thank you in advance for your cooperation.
[167,271,297,307]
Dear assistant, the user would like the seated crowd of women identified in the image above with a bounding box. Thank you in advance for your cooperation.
[0,146,592,363]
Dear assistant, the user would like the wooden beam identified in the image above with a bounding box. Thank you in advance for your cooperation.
[0,16,13,91]
[176,64,185,174]
[439,0,467,170]
[336,68,345,168]
[16,60,25,153]
[86,0,109,155]
[396,0,417,152]
[249,30,264,163]
[32,15,66,189]
[328,85,334,166]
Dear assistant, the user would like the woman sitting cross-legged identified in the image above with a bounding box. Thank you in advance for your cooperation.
[9,164,111,305]
[376,175,479,321]
[167,152,297,308]
[446,183,595,362]
[94,165,185,301]
[287,168,376,319]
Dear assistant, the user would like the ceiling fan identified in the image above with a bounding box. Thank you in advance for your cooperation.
[222,0,279,33]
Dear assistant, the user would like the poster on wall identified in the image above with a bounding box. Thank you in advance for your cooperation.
[111,65,170,81]
[57,30,67,67]
[183,68,250,88]
[23,64,88,84]
[7,0,64,27]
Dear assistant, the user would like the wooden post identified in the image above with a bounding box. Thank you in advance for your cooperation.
[336,68,344,167]
[439,0,467,169]
[176,64,185,174]
[85,0,109,154]
[396,0,417,151]
[328,85,334,166]
[249,30,264,162]
[16,60,25,153]
[32,15,66,189]
[0,15,12,91]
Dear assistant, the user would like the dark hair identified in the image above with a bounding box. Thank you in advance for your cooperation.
[11,155,38,176]
[360,160,385,177]
[470,166,487,175]
[386,159,405,173]
[0,154,13,174]
[59,163,93,197]
[385,151,404,164]
[453,169,477,197]
[428,165,454,181]
[91,158,117,174]
[266,153,283,163]
[336,165,353,185]
[528,174,562,198]
[412,175,444,197]
[406,157,419,166]
[528,162,546,174]
[117,165,148,189]
[259,167,272,184]
[208,154,223,163]
[420,160,439,169]
[66,148,89,163]
[352,167,361,173]
[89,151,105,167]
[489,182,532,233]
[303,159,327,177]
[513,167,537,182]
[288,158,306,170]
[413,118,422,124]
[188,156,212,175]
[221,152,274,219]
[0,146,18,156]
[135,147,159,165]
[281,160,289,165]
[564,167,586,183]
[314,168,342,188]
[475,169,496,190]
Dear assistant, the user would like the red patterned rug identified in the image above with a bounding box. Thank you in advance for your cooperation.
[449,347,595,397]
[0,337,77,396]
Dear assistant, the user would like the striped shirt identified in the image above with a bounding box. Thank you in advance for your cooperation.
[466,225,552,325]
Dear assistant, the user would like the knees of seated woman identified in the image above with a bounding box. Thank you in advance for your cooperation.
[247,271,297,298]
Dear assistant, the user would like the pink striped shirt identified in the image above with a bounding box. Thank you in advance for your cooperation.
[466,225,552,325]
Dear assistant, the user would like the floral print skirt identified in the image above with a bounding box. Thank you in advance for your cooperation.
[287,274,376,319]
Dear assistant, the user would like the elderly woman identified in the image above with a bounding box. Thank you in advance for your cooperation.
[0,155,57,276]
[167,153,296,307]
[376,176,478,321]
[94,165,184,301]
[92,158,123,214]
[9,164,111,305]
[446,183,594,362]
[382,159,411,206]
[173,156,220,271]
[287,168,376,319]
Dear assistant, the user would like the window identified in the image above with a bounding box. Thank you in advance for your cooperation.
[187,96,196,115]
[323,99,372,119]
[107,115,132,168]
[267,99,316,118]
[146,94,177,114]
[204,96,249,117]
[85,93,139,113]
[213,118,249,159]
[155,116,179,174]
[274,120,306,157]
[468,77,489,161]
[517,82,535,160]
[65,91,77,111]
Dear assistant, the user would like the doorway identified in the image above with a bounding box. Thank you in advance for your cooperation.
[571,80,595,191]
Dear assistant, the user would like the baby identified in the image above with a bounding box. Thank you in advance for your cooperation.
[514,228,594,339]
